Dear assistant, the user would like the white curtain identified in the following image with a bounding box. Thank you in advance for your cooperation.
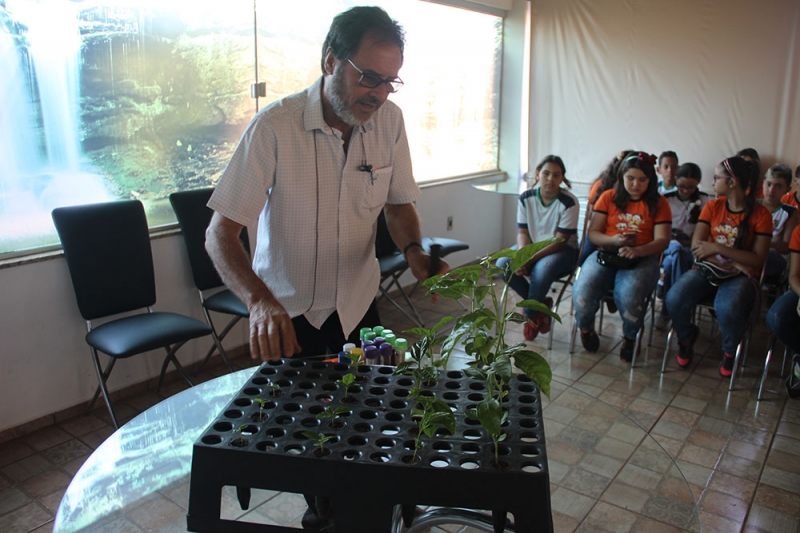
[527,0,800,188]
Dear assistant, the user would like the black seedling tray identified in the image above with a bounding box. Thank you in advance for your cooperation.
[187,359,552,532]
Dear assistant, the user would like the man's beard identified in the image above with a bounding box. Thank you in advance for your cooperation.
[328,69,381,127]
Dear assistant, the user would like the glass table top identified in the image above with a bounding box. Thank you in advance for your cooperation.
[54,367,702,532]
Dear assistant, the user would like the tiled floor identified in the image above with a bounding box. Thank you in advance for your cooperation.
[1,279,799,533]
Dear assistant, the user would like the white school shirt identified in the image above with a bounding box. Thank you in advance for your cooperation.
[664,190,710,237]
[517,187,579,248]
[209,77,420,336]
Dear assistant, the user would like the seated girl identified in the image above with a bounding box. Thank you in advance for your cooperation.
[579,150,635,266]
[656,163,709,329]
[572,152,672,362]
[665,156,772,377]
[765,224,800,398]
[759,164,799,280]
[498,155,579,341]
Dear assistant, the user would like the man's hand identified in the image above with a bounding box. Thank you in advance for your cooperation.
[247,298,301,362]
[406,246,450,281]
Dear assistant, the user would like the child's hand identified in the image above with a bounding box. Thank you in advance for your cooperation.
[614,233,636,247]
[692,240,717,260]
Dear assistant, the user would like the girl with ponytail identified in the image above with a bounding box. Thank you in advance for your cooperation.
[665,156,772,377]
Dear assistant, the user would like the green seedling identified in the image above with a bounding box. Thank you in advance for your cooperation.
[346,352,363,372]
[336,373,356,396]
[410,395,455,462]
[317,405,350,428]
[231,423,250,447]
[267,381,281,397]
[253,398,268,421]
[303,431,334,454]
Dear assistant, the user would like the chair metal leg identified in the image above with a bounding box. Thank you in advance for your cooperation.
[661,327,675,373]
[598,300,605,334]
[729,339,745,391]
[197,309,238,373]
[569,320,578,354]
[630,325,644,367]
[88,348,120,428]
[781,345,789,378]
[157,342,194,393]
[758,337,778,400]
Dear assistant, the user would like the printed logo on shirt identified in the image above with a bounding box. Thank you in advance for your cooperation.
[713,223,738,248]
[615,213,644,233]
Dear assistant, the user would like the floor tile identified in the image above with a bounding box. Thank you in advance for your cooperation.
[707,470,757,502]
[699,489,748,523]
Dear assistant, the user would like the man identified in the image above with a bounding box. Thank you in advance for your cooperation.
[206,6,443,366]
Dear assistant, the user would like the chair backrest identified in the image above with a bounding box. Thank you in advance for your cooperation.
[375,209,399,258]
[52,200,156,320]
[169,188,250,292]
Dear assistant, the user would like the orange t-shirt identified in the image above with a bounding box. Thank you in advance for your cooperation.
[790,224,800,253]
[697,198,773,249]
[781,191,800,210]
[593,190,672,247]
[588,180,603,205]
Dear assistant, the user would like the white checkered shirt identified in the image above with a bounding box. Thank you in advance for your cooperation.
[209,77,420,336]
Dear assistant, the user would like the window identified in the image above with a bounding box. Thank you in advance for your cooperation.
[0,0,501,257]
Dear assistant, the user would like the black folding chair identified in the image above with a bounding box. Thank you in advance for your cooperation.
[52,200,213,428]
[170,188,250,373]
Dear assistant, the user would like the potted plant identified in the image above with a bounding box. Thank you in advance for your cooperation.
[415,241,557,466]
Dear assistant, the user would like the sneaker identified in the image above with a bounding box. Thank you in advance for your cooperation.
[719,352,735,377]
[580,329,600,353]
[676,325,698,368]
[655,314,670,331]
[538,297,554,334]
[620,337,636,363]
[786,354,800,399]
[523,320,539,341]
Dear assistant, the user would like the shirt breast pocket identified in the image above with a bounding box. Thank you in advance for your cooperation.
[360,166,393,213]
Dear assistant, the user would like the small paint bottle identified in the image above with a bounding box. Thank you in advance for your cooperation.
[364,344,380,366]
[379,342,394,365]
[363,331,377,348]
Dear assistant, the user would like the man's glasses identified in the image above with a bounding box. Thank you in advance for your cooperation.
[347,59,403,93]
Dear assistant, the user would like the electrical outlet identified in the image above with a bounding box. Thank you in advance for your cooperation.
[447,216,453,231]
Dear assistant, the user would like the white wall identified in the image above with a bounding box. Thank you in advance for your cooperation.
[528,0,800,185]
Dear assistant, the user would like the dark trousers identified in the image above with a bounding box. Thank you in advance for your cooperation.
[291,300,381,358]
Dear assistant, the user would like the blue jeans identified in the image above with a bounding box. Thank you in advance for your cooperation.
[572,251,660,339]
[497,246,578,318]
[578,240,597,267]
[665,269,756,355]
[660,240,693,306]
[766,290,800,353]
